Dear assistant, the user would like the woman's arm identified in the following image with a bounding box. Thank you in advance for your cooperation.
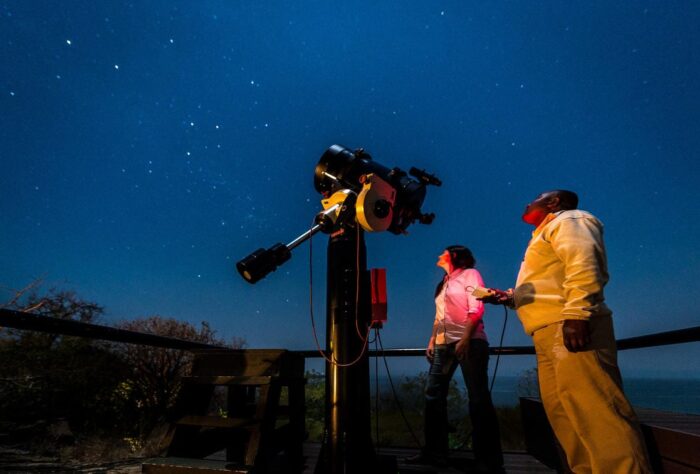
[427,319,438,361]
[456,269,485,360]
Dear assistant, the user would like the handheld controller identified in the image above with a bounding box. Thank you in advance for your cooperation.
[471,286,495,299]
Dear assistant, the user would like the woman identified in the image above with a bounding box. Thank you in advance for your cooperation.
[409,245,504,473]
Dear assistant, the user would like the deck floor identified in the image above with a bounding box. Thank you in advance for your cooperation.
[301,443,555,474]
[4,407,696,472]
[137,446,555,474]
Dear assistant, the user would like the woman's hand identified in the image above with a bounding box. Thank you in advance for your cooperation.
[455,337,470,361]
[426,338,435,362]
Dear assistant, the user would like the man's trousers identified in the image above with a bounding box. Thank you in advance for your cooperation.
[532,316,652,474]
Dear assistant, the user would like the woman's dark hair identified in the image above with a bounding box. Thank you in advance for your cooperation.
[446,245,475,270]
[434,245,476,297]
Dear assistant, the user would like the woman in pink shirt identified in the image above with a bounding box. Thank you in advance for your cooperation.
[408,245,504,473]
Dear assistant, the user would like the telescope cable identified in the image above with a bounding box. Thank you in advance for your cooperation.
[308,219,370,367]
[373,304,510,451]
[490,304,509,392]
[374,329,380,450]
[376,330,423,449]
[459,303,510,449]
[355,223,369,342]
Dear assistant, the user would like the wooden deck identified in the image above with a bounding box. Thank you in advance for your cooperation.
[142,444,555,474]
[2,407,698,472]
[301,443,555,473]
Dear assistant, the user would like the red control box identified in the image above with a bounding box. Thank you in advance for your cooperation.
[370,268,387,327]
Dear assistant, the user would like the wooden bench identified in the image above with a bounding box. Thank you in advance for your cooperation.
[520,397,700,473]
[142,349,305,474]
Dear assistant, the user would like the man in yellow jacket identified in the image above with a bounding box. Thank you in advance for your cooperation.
[485,190,652,474]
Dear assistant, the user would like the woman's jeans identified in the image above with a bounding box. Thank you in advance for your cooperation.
[424,339,503,469]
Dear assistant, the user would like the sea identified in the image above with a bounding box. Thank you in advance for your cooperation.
[371,375,700,415]
[488,376,700,414]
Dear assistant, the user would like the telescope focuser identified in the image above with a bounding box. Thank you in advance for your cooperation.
[409,167,442,187]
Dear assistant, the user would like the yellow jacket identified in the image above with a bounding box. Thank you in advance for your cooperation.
[514,209,611,335]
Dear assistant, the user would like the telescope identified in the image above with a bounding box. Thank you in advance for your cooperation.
[236,144,439,474]
[236,144,440,284]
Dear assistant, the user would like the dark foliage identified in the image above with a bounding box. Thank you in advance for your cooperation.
[0,291,129,436]
[111,316,241,438]
[0,288,245,460]
[304,369,526,450]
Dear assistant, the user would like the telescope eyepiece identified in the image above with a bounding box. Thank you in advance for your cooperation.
[236,243,291,284]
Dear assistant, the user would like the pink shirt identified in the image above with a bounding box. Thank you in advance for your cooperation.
[434,268,487,344]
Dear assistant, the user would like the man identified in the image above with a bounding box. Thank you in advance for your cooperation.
[483,190,652,474]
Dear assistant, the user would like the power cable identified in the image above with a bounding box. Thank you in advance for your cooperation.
[490,305,509,392]
[308,219,369,367]
[461,303,510,449]
[376,330,423,449]
[374,329,380,450]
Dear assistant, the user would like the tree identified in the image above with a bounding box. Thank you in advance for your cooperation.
[113,316,246,436]
[3,289,104,348]
[0,284,249,452]
[0,288,124,435]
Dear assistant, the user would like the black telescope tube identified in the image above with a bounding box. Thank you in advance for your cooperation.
[313,144,433,234]
[314,145,394,194]
[236,243,291,284]
[236,221,327,284]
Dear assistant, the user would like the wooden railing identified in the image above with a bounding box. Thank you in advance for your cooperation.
[3,308,700,356]
[2,307,699,472]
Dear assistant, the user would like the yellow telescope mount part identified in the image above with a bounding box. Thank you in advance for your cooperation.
[356,174,396,232]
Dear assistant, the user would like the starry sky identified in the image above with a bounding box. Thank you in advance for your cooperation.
[2,1,699,378]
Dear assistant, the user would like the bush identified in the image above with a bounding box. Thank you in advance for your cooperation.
[111,316,234,438]
[304,370,526,451]
[0,291,126,430]
[0,288,246,462]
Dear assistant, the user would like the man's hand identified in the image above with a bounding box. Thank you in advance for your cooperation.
[426,338,435,362]
[479,288,513,306]
[562,319,591,352]
[455,337,470,361]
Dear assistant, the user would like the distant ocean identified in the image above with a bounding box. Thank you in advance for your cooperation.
[488,376,700,414]
[373,375,700,414]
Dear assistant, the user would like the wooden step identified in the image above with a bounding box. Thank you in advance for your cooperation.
[142,457,250,473]
[182,375,275,386]
[161,349,305,472]
[182,375,306,386]
[190,349,304,378]
[176,416,259,429]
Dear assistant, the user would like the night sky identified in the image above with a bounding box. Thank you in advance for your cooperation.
[2,1,699,378]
